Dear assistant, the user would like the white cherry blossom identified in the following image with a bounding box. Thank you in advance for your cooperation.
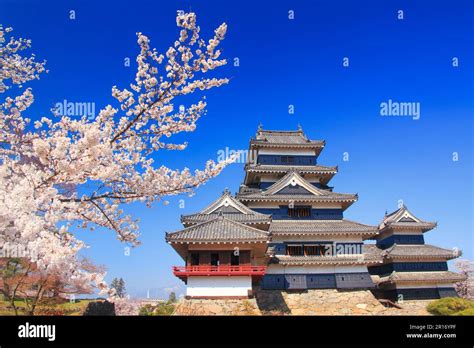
[0,12,234,300]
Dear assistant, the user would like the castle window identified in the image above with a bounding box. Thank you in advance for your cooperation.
[288,206,311,218]
[304,245,329,256]
[287,244,304,256]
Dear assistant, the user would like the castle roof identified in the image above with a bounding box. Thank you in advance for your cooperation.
[363,244,385,263]
[269,219,377,238]
[255,128,323,145]
[378,271,466,285]
[181,189,271,226]
[382,244,460,260]
[166,215,269,244]
[237,171,357,208]
[250,128,325,153]
[272,255,370,266]
[379,205,437,232]
[243,163,337,186]
[181,213,270,225]
[244,163,338,175]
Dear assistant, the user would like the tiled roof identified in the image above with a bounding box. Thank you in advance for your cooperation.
[363,244,384,263]
[181,213,271,225]
[385,222,437,230]
[379,205,437,232]
[166,216,269,243]
[378,271,466,284]
[362,244,461,263]
[237,171,357,204]
[198,189,256,214]
[269,220,377,236]
[249,129,325,151]
[237,193,356,202]
[382,244,460,260]
[254,129,323,145]
[181,189,271,226]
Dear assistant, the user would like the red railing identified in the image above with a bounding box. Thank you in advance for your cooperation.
[172,265,266,279]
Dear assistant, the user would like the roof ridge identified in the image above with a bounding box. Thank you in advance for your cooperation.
[258,129,303,134]
[381,205,436,228]
[262,171,355,198]
[196,189,269,216]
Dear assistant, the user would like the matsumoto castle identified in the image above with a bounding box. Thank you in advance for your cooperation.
[165,127,464,301]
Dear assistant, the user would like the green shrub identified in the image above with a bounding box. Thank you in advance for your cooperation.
[139,302,175,316]
[138,304,155,316]
[454,308,474,316]
[153,302,175,315]
[427,297,474,316]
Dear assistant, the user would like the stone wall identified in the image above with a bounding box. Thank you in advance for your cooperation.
[174,298,261,315]
[173,290,433,315]
[255,289,387,315]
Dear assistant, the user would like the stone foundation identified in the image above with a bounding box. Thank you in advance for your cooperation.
[382,300,431,316]
[255,289,387,315]
[173,289,433,315]
[174,298,261,315]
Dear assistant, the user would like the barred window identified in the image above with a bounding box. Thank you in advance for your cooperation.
[287,245,304,256]
[288,206,311,218]
[304,245,329,256]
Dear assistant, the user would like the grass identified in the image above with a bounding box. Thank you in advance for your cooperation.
[0,298,97,316]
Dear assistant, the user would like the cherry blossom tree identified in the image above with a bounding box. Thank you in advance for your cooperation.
[0,257,104,315]
[0,11,234,307]
[455,259,474,300]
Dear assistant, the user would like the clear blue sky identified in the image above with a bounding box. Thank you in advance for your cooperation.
[1,0,473,298]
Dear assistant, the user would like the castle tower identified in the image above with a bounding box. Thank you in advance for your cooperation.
[236,128,378,290]
[166,190,270,298]
[368,205,465,301]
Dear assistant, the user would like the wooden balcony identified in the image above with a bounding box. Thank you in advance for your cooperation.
[172,265,266,281]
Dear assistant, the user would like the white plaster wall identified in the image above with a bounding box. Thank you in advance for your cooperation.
[437,283,456,288]
[260,174,283,182]
[395,283,456,289]
[186,276,252,297]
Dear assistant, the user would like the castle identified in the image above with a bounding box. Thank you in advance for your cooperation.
[165,127,464,302]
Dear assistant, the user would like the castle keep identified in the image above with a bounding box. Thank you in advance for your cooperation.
[166,127,463,301]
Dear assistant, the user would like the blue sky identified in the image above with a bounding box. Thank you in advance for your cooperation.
[1,0,473,298]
